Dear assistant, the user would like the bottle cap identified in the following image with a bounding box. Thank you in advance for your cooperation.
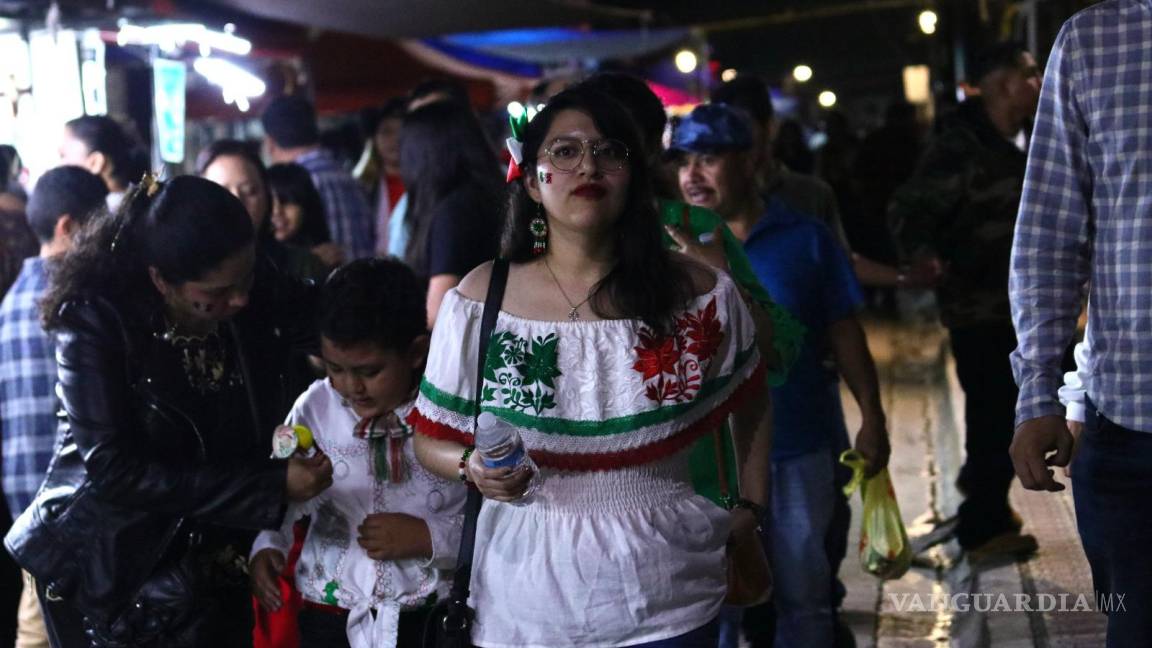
[477,412,498,429]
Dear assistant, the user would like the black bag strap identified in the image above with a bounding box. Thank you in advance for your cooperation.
[445,258,508,613]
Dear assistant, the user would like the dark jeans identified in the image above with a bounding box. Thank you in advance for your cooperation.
[1073,399,1152,647]
[297,605,431,648]
[949,322,1021,548]
[743,402,853,648]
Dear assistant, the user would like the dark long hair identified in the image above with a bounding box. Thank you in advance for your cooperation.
[504,87,692,334]
[42,176,254,329]
[267,163,331,247]
[65,116,148,189]
[399,101,501,277]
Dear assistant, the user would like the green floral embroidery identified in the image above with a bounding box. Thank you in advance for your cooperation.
[323,580,339,605]
[482,331,561,415]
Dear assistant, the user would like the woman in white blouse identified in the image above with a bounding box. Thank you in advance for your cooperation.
[412,87,772,647]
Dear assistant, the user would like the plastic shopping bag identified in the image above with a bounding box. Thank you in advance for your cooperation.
[839,449,912,580]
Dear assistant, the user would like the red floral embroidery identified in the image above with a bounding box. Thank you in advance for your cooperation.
[681,297,723,359]
[633,296,725,404]
[632,330,679,380]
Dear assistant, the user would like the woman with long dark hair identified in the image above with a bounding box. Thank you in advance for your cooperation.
[3,176,333,647]
[198,140,340,282]
[399,101,502,327]
[412,87,772,646]
[266,162,332,251]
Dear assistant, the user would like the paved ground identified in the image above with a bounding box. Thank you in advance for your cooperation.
[834,316,1107,647]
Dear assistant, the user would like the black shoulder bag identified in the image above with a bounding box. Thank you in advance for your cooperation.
[424,258,508,648]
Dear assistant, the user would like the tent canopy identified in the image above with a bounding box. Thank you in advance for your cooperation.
[194,0,651,40]
[435,27,690,64]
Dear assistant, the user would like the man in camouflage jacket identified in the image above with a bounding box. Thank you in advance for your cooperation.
[890,42,1041,559]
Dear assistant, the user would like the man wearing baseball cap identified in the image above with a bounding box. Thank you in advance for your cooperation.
[673,103,888,648]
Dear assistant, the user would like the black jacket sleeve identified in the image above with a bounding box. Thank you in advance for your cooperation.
[55,298,287,529]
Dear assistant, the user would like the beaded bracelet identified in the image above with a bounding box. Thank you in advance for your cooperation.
[735,498,766,519]
[458,446,476,483]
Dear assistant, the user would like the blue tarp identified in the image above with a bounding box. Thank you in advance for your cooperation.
[427,26,689,68]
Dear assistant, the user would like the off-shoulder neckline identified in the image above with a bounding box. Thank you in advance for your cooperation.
[445,271,733,327]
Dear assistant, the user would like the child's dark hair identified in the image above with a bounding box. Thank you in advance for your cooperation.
[26,166,108,243]
[319,258,427,352]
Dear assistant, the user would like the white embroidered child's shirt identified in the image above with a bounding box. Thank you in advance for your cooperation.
[252,379,466,648]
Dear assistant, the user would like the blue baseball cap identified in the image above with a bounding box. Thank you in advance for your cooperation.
[669,103,753,154]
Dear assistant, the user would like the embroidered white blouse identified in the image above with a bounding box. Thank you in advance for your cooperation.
[410,271,764,647]
[251,379,466,648]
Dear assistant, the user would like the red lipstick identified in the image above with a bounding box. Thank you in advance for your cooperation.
[571,183,607,199]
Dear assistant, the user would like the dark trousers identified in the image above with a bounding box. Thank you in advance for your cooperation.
[1073,399,1152,647]
[297,605,431,648]
[0,498,20,647]
[631,618,719,647]
[949,322,1021,548]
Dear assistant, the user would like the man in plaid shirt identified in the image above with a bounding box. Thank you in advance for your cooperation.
[263,95,375,261]
[1,167,107,516]
[0,166,107,645]
[1009,1,1152,641]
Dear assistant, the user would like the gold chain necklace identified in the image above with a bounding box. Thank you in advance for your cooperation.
[542,256,597,322]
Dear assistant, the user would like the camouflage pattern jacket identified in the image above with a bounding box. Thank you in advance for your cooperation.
[889,98,1028,329]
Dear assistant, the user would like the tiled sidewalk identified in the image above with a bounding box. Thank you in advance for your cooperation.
[836,318,1106,648]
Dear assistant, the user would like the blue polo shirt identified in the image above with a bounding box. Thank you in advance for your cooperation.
[743,196,863,459]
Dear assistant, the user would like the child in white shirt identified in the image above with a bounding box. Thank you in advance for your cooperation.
[250,258,466,648]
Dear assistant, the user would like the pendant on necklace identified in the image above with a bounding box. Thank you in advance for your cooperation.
[567,307,580,322]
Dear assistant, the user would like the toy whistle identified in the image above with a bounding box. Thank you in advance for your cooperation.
[271,424,315,459]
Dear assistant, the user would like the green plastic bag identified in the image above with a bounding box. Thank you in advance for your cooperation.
[840,449,912,580]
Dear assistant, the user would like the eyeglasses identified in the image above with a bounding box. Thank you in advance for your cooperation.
[540,137,630,173]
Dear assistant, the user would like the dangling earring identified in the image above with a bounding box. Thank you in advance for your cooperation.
[529,203,548,256]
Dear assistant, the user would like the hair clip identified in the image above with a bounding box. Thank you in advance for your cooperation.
[505,111,530,183]
[141,172,161,197]
[109,172,160,253]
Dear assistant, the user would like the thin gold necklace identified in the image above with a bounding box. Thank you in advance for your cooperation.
[543,256,597,322]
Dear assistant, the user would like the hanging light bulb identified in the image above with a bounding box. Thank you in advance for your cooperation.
[919,10,938,35]
[675,49,698,74]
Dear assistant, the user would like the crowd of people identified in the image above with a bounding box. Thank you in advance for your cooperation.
[1,3,1149,645]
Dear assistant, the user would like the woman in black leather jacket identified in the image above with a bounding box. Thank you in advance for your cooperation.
[4,176,334,647]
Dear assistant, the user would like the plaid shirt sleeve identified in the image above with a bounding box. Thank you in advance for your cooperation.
[314,173,376,261]
[1009,22,1095,426]
[0,261,58,518]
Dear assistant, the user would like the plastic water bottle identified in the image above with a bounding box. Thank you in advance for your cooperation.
[475,412,541,503]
